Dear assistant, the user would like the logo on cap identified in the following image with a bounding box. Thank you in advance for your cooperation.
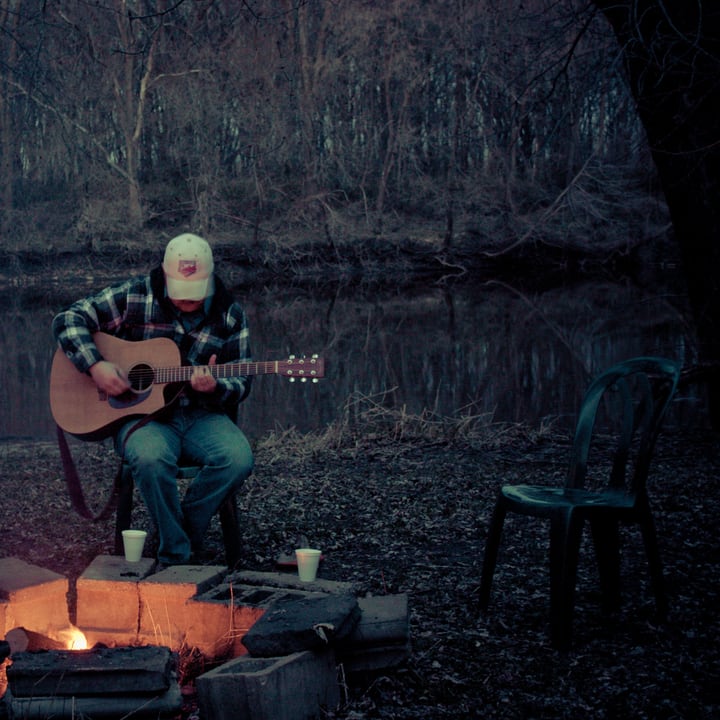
[178,260,198,277]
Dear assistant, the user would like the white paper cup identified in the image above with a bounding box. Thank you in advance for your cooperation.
[295,548,322,582]
[122,529,147,562]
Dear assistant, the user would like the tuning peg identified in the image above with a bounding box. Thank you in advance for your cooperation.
[289,378,295,383]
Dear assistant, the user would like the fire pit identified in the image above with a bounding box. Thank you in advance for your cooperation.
[1,556,410,720]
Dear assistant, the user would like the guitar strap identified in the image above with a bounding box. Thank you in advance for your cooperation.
[57,424,117,521]
[56,385,186,521]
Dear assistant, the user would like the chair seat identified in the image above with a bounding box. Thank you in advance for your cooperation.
[501,485,635,511]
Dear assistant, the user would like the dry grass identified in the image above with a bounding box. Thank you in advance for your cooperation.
[256,391,562,463]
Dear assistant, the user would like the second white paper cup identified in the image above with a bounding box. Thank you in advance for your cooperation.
[122,529,147,562]
[295,548,322,582]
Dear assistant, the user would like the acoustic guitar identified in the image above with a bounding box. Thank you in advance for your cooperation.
[50,332,325,440]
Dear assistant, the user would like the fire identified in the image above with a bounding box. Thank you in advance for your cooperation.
[55,626,88,650]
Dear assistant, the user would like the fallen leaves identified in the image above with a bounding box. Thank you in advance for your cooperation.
[1,428,719,718]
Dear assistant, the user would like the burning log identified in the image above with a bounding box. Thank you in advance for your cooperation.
[4,627,64,652]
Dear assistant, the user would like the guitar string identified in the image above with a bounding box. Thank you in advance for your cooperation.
[128,359,322,384]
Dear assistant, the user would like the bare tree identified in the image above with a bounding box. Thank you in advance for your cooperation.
[72,0,166,227]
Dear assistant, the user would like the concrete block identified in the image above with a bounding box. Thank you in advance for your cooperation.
[0,558,70,637]
[142,564,228,597]
[0,558,66,600]
[346,595,409,645]
[184,598,265,659]
[75,555,156,646]
[192,581,322,658]
[137,565,228,652]
[198,581,320,608]
[229,570,358,596]
[196,649,339,720]
[337,594,411,672]
[242,593,361,657]
[9,684,182,719]
[7,645,176,697]
[78,554,157,584]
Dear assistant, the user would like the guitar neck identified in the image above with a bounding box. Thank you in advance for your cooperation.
[154,361,286,384]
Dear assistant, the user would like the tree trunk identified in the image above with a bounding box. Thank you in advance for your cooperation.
[111,0,164,229]
[594,1,720,423]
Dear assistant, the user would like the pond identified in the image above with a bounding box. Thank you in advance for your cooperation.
[0,272,703,444]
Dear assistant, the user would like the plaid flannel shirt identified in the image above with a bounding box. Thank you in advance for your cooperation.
[52,266,252,413]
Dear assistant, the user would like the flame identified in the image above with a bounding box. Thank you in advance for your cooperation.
[55,626,88,650]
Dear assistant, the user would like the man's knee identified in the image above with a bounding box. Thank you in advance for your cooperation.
[224,430,254,478]
[227,444,254,482]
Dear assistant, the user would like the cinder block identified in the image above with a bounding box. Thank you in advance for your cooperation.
[0,558,70,637]
[229,570,358,596]
[77,555,157,584]
[196,649,340,720]
[75,555,156,646]
[182,599,266,659]
[337,594,411,672]
[142,564,228,599]
[193,582,322,658]
[138,565,228,652]
[242,593,361,657]
[10,685,182,720]
[7,645,176,697]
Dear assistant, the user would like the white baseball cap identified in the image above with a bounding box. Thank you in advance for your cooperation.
[162,233,215,300]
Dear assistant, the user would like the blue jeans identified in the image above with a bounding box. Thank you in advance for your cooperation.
[116,406,254,565]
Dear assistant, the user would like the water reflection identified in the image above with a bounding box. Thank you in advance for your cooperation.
[0,276,699,442]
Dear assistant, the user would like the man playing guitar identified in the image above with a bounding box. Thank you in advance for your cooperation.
[52,233,254,568]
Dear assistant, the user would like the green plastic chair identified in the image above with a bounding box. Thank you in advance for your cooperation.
[478,356,681,650]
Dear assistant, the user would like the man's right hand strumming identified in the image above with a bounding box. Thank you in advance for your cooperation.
[90,360,130,396]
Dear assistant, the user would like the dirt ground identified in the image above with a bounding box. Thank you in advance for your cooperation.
[1,423,719,719]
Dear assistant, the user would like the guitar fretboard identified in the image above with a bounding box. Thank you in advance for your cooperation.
[154,361,287,383]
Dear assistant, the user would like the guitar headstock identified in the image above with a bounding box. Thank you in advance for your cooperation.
[280,355,325,382]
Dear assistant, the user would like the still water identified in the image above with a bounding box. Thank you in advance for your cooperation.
[0,274,701,443]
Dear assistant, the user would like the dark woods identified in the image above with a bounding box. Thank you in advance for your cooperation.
[2,1,720,417]
[0,2,660,251]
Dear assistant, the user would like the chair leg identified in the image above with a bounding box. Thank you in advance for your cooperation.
[590,517,622,614]
[478,500,507,612]
[115,464,134,555]
[638,511,668,619]
[548,511,584,651]
[219,491,241,570]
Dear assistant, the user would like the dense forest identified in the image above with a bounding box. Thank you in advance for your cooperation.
[0,0,666,258]
[4,2,720,406]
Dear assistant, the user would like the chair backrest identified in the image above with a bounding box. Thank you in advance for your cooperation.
[566,357,680,496]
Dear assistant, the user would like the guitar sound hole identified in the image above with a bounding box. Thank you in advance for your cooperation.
[127,363,154,393]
